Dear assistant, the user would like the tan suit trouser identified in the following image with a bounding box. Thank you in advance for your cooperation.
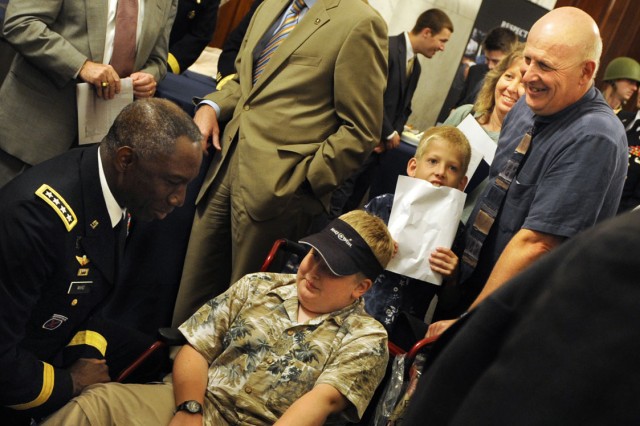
[41,383,175,426]
[171,146,323,326]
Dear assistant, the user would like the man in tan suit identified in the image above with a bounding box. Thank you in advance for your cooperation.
[0,0,178,187]
[172,0,388,324]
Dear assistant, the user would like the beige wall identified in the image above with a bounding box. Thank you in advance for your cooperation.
[369,0,556,131]
[369,0,483,130]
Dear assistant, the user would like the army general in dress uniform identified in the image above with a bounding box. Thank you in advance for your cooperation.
[168,0,220,74]
[0,99,202,423]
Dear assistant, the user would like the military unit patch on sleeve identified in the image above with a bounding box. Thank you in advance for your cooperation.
[35,184,78,232]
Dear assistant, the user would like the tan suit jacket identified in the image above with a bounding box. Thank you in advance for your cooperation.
[0,0,177,166]
[199,0,388,222]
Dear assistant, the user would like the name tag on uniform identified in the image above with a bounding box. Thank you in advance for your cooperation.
[68,281,92,294]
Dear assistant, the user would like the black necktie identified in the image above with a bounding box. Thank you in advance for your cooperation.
[114,213,128,276]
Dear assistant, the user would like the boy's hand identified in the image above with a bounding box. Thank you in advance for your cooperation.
[429,247,458,277]
[426,319,457,338]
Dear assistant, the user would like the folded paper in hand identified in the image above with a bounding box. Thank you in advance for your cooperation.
[385,175,466,285]
[76,78,134,145]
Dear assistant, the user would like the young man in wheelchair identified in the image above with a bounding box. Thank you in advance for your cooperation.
[43,210,395,425]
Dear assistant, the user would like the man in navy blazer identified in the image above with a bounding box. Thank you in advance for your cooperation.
[330,8,454,215]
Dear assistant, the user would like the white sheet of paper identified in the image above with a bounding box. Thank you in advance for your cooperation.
[76,78,134,145]
[385,175,466,285]
[456,114,497,186]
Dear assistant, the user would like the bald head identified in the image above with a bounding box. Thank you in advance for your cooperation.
[530,7,602,73]
[522,7,602,116]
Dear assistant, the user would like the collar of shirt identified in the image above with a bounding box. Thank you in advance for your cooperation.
[103,0,146,65]
[272,0,318,30]
[254,0,318,60]
[403,31,415,63]
[97,148,127,228]
[268,281,362,326]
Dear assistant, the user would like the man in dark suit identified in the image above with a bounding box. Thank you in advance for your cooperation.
[454,27,517,108]
[329,8,453,217]
[404,209,640,425]
[0,99,202,421]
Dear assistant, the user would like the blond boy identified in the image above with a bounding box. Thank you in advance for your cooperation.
[363,126,471,332]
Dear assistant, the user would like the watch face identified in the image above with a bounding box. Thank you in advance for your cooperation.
[186,401,201,413]
[178,400,202,414]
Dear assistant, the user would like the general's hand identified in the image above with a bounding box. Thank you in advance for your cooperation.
[193,104,220,152]
[69,358,110,396]
[131,72,157,99]
[78,61,121,100]
[426,319,457,338]
[429,247,458,277]
[169,411,203,426]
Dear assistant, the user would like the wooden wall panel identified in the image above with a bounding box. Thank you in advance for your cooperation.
[209,0,255,48]
[555,0,640,110]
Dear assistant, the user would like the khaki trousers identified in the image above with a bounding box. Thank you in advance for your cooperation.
[41,383,174,426]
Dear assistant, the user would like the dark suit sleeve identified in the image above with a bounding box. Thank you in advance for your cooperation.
[381,36,400,139]
[168,0,220,74]
[0,199,74,417]
[382,35,420,138]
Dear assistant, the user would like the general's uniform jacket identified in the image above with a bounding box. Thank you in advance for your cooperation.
[0,146,119,416]
[168,0,220,74]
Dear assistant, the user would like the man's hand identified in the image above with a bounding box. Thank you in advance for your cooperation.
[193,104,221,153]
[385,132,401,151]
[426,319,457,338]
[131,72,157,99]
[374,133,402,153]
[429,247,458,277]
[78,61,121,100]
[69,358,110,396]
[373,141,386,154]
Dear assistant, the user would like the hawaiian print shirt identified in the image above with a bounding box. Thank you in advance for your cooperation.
[179,272,389,425]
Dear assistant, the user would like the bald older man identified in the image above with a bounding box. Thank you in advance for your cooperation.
[429,7,628,335]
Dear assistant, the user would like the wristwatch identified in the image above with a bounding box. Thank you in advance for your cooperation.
[176,400,203,415]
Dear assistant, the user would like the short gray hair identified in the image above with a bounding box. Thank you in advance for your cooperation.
[102,98,202,158]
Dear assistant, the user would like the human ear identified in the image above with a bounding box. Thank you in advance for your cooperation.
[353,278,373,298]
[407,157,418,177]
[581,60,597,84]
[114,146,135,172]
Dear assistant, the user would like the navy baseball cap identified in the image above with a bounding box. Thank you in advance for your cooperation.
[299,218,384,280]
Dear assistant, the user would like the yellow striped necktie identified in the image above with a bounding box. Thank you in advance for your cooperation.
[253,0,306,84]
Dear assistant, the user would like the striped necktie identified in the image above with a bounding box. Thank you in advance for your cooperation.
[253,0,306,84]
[459,124,538,281]
[111,0,138,77]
